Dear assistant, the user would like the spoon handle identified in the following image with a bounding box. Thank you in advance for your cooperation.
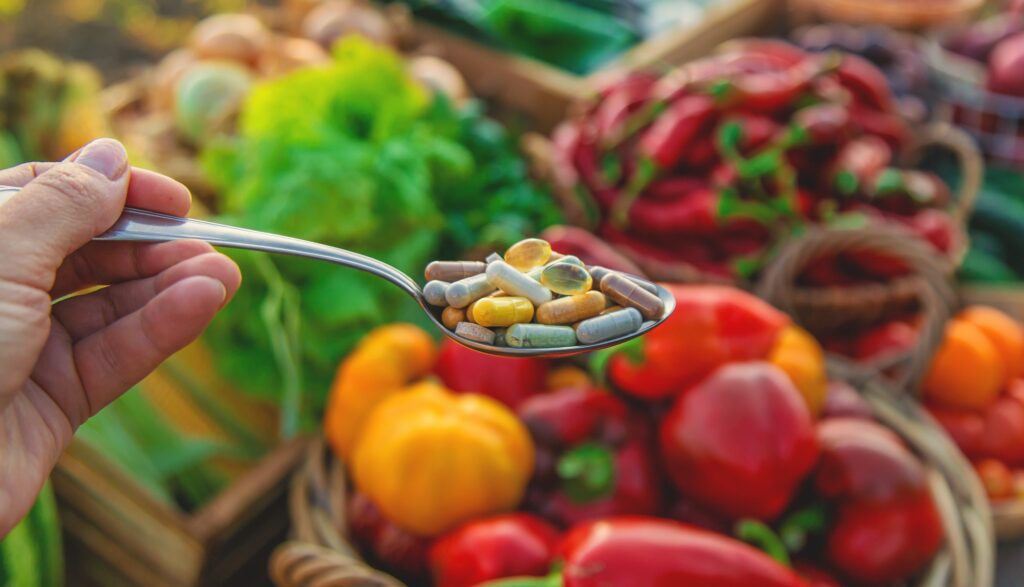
[0,186,423,299]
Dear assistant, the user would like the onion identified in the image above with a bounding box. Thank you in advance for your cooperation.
[259,36,330,77]
[174,61,252,145]
[301,0,395,49]
[407,55,470,104]
[190,13,269,67]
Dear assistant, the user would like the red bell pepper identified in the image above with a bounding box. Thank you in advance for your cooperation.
[348,491,432,582]
[902,208,957,254]
[434,339,547,408]
[660,361,820,521]
[599,284,789,400]
[814,419,945,585]
[927,381,1024,466]
[429,514,561,587]
[523,517,807,587]
[517,387,660,527]
[794,563,845,587]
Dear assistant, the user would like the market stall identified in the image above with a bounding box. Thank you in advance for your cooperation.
[0,1,1023,586]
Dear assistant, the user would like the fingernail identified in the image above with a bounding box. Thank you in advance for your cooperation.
[69,139,128,180]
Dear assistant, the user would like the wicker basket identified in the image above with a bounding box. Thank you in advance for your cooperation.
[758,224,959,381]
[803,0,983,29]
[924,34,1024,167]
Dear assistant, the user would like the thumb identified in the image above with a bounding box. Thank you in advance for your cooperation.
[0,138,129,399]
[0,138,130,292]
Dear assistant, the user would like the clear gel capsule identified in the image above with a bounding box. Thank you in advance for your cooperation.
[504,238,552,271]
[541,263,592,296]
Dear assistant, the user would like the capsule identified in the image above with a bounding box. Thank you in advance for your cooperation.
[455,322,496,344]
[423,280,450,306]
[536,291,606,325]
[576,308,643,344]
[506,324,576,348]
[486,261,553,306]
[541,262,593,296]
[600,305,624,315]
[589,266,659,295]
[472,296,535,327]
[441,306,465,330]
[446,273,497,309]
[486,252,503,264]
[425,260,486,282]
[600,273,665,320]
[504,238,552,271]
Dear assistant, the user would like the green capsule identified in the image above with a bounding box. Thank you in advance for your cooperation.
[506,324,577,348]
[541,262,593,296]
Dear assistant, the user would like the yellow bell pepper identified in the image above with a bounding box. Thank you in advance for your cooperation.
[769,325,827,417]
[351,382,535,536]
[323,323,436,462]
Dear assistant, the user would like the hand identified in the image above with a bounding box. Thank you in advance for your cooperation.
[0,139,241,535]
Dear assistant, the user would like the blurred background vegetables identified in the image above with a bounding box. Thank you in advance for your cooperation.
[202,37,559,430]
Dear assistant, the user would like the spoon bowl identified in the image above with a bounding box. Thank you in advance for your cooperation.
[0,185,673,357]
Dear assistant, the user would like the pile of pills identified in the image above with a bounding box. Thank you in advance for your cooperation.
[422,238,665,348]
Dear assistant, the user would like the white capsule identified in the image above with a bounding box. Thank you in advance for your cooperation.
[446,273,497,308]
[423,280,450,306]
[486,261,552,306]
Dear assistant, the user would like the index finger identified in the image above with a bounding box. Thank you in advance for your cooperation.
[0,162,192,217]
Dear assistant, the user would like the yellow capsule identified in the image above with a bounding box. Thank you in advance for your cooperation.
[541,262,593,296]
[504,238,552,271]
[441,306,465,330]
[535,291,606,325]
[472,296,535,327]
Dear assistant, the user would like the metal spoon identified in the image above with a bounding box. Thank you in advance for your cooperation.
[2,186,673,357]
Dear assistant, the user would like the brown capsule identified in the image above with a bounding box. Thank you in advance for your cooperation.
[600,305,624,315]
[455,322,496,345]
[441,306,465,330]
[600,273,665,321]
[425,261,486,282]
[589,266,659,295]
[535,291,606,325]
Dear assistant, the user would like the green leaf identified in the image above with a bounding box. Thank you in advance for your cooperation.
[835,170,859,196]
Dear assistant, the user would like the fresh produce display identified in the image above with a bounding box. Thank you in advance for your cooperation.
[0,50,107,167]
[549,40,960,283]
[422,237,666,348]
[392,0,732,75]
[924,305,1024,505]
[320,285,946,586]
[202,38,560,428]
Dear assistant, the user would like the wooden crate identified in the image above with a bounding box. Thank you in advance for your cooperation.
[51,341,306,587]
[55,436,307,587]
[410,0,795,131]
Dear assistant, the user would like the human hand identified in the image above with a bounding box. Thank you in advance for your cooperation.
[0,139,241,535]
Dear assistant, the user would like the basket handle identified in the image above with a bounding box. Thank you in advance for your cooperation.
[901,121,984,227]
[269,541,405,587]
[756,225,957,394]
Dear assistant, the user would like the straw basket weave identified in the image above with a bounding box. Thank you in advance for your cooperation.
[803,0,983,29]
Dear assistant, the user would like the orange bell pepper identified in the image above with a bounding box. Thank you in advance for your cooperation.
[923,318,1004,410]
[323,323,436,462]
[352,383,534,536]
[769,325,828,417]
